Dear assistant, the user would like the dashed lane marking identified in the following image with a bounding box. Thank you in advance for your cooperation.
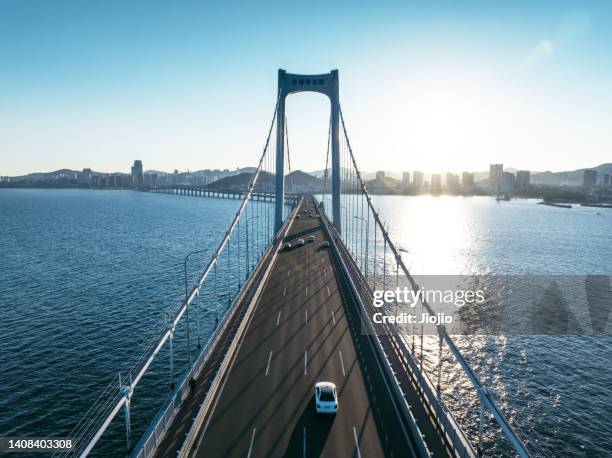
[247,428,256,458]
[265,351,273,376]
[353,427,362,458]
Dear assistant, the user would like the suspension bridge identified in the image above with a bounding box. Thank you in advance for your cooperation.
[56,70,534,458]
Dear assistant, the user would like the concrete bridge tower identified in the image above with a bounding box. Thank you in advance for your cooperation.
[275,69,341,233]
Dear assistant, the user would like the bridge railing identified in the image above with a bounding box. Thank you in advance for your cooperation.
[318,107,532,457]
[131,213,285,458]
[57,97,286,457]
[326,220,475,457]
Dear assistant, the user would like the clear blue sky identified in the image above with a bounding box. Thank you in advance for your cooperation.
[1,0,611,176]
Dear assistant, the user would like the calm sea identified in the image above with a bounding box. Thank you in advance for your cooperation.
[1,190,610,456]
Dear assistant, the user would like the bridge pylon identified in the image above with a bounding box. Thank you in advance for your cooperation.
[275,69,341,233]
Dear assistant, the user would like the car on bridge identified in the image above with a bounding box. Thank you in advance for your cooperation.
[297,239,305,246]
[283,242,292,251]
[315,381,338,414]
[321,241,330,248]
[308,235,315,242]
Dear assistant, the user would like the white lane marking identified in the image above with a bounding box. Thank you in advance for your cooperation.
[248,428,256,458]
[277,310,282,326]
[283,287,286,296]
[339,350,346,376]
[326,286,330,297]
[353,426,362,458]
[324,268,327,277]
[306,256,309,264]
[304,351,308,375]
[332,310,336,326]
[303,427,306,458]
[265,351,273,376]
[287,269,290,277]
[305,286,308,297]
[305,309,308,325]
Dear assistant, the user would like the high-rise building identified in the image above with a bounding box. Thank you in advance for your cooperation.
[375,171,385,186]
[412,171,424,189]
[603,174,610,187]
[502,172,515,193]
[583,169,597,187]
[402,171,410,189]
[77,168,93,186]
[131,160,144,188]
[462,172,474,188]
[516,170,530,193]
[431,174,442,194]
[445,172,459,192]
[489,163,503,193]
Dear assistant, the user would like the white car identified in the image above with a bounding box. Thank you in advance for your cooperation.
[308,235,316,242]
[321,241,330,248]
[315,382,338,414]
[297,239,305,246]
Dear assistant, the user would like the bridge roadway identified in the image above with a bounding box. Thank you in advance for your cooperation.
[156,196,423,457]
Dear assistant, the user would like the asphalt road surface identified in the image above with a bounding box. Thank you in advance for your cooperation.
[189,197,414,457]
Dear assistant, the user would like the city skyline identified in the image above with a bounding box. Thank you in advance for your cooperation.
[4,158,611,193]
[2,1,612,176]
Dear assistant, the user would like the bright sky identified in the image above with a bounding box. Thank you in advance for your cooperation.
[1,0,611,176]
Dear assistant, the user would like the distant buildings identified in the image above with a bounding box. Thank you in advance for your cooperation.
[516,170,530,193]
[462,172,474,188]
[131,160,144,188]
[604,174,610,187]
[502,172,515,193]
[412,171,424,189]
[583,169,597,187]
[489,164,503,193]
[0,162,244,190]
[77,168,93,186]
[430,174,442,194]
[402,171,410,189]
[445,172,459,192]
[375,171,385,187]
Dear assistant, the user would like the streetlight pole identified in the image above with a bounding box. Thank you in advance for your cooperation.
[354,215,369,278]
[184,249,208,362]
[246,215,260,273]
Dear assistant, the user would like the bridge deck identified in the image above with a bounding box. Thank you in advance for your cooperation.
[154,196,446,457]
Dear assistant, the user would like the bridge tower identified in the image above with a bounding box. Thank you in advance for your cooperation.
[275,69,342,233]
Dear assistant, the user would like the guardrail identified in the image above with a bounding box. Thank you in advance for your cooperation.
[329,222,475,457]
[58,97,283,458]
[131,222,282,458]
[175,200,300,457]
[334,107,532,458]
[316,202,433,457]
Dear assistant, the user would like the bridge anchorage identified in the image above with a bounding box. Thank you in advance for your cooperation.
[60,70,534,458]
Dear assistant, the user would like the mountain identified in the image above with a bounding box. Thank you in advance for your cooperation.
[207,170,324,192]
[531,163,612,186]
[285,170,324,191]
[207,171,274,191]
